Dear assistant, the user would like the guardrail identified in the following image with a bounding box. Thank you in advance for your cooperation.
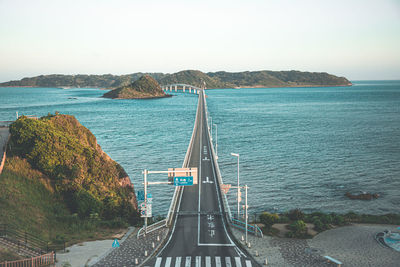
[231,219,264,238]
[0,224,65,255]
[202,91,233,223]
[137,219,167,238]
[0,252,55,267]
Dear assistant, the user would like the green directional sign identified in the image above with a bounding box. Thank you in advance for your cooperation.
[174,176,193,186]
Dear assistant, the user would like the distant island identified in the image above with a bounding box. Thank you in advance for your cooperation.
[103,75,170,99]
[0,70,352,89]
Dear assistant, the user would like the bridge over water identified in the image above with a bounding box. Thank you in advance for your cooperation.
[161,84,203,94]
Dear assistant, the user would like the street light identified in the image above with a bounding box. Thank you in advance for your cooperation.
[231,152,239,219]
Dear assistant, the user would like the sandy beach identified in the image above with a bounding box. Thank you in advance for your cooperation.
[233,224,400,266]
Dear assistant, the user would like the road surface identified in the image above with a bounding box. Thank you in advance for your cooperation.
[144,90,259,267]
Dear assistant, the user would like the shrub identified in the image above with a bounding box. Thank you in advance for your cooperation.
[259,212,279,229]
[287,209,305,221]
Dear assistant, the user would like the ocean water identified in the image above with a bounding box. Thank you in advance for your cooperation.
[1,81,399,216]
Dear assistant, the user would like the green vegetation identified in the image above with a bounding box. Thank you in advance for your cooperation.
[103,75,168,99]
[0,70,351,89]
[0,114,140,246]
[259,209,400,239]
[286,220,309,238]
[259,212,279,229]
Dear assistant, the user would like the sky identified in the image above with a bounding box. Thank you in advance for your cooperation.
[0,0,399,82]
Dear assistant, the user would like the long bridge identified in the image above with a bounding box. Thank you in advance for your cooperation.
[142,89,259,266]
[161,84,203,94]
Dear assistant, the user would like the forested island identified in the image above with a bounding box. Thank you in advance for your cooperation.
[103,75,170,99]
[0,70,352,89]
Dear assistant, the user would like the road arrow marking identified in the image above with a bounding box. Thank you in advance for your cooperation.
[203,176,214,184]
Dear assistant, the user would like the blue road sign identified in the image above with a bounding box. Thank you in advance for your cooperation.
[112,239,120,248]
[137,190,145,201]
[147,193,152,199]
[174,176,193,186]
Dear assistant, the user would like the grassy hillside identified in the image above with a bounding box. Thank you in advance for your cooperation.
[0,113,140,246]
[103,75,168,99]
[0,70,351,89]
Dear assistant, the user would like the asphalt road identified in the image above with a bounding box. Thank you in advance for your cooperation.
[144,91,259,267]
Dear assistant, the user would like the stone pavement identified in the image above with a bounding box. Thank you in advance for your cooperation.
[92,227,168,267]
[231,228,331,266]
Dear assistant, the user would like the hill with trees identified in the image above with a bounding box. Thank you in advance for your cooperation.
[0,70,351,89]
[0,113,139,246]
[103,75,169,99]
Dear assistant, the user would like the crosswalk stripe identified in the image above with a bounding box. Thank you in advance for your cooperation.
[205,256,211,267]
[155,257,162,267]
[235,257,242,267]
[215,257,221,267]
[225,257,232,267]
[185,256,191,267]
[195,256,201,267]
[165,257,172,267]
[175,257,182,267]
[245,260,252,267]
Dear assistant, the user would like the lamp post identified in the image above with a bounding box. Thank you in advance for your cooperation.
[245,184,248,245]
[231,152,239,219]
[213,124,218,158]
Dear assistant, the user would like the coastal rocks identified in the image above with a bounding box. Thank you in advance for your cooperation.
[345,192,380,200]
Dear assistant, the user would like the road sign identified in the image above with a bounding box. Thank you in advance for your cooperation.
[147,193,153,204]
[168,168,198,184]
[137,190,144,201]
[112,239,120,248]
[174,176,193,186]
[141,210,146,217]
[220,184,231,194]
[146,203,152,217]
[140,203,146,210]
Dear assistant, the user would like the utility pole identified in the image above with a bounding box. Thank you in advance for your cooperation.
[143,169,148,234]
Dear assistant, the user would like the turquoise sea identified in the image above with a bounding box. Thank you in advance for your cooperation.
[1,81,399,216]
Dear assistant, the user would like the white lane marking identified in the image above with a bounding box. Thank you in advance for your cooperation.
[185,256,191,267]
[165,257,172,267]
[215,257,221,267]
[225,257,232,267]
[235,257,242,267]
[205,256,211,267]
[197,243,235,246]
[195,256,201,267]
[234,247,246,257]
[245,260,252,267]
[175,257,182,267]
[155,257,162,267]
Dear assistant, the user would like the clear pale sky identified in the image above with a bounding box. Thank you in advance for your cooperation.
[0,0,399,82]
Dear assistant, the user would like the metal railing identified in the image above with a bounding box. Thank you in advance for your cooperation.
[0,225,65,255]
[0,252,55,267]
[231,219,264,238]
[137,219,167,238]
